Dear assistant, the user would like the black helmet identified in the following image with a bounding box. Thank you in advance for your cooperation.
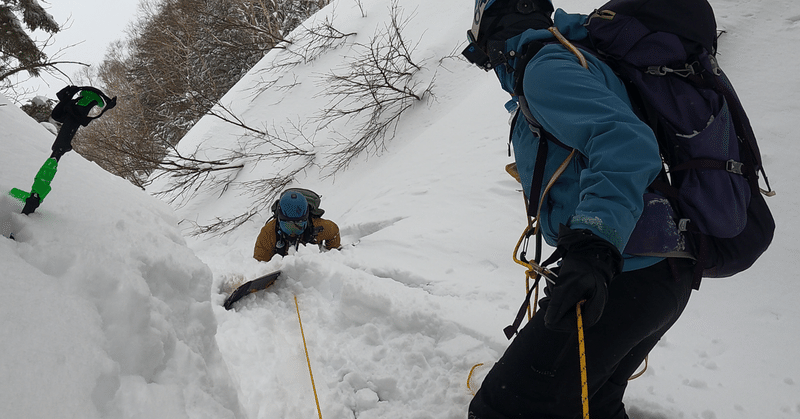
[463,0,554,70]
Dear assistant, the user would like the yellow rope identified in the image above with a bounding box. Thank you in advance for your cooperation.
[533,149,578,229]
[548,26,589,69]
[576,302,590,419]
[467,363,485,396]
[629,356,648,381]
[512,149,577,284]
[295,295,323,419]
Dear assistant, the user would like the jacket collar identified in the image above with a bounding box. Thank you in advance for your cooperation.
[492,9,589,94]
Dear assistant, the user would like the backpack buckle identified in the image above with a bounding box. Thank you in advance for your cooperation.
[726,159,745,175]
[646,63,700,78]
[647,66,669,76]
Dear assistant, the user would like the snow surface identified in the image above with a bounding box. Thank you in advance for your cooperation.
[1,94,244,417]
[2,0,800,418]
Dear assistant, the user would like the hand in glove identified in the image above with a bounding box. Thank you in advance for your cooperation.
[544,224,623,331]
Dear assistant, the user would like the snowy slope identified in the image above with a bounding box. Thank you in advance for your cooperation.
[153,0,800,418]
[2,0,799,418]
[161,1,800,418]
[0,95,245,418]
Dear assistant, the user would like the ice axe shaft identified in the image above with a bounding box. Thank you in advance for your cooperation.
[50,118,81,161]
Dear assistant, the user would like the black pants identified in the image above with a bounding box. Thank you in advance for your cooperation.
[469,259,694,419]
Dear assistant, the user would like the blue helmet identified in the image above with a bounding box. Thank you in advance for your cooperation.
[277,192,309,237]
[464,0,554,70]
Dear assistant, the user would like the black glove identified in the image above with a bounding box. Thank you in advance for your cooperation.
[544,224,623,331]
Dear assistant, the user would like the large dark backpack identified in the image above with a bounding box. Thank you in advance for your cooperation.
[515,0,774,287]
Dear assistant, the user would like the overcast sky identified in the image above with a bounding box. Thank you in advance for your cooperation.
[16,0,141,100]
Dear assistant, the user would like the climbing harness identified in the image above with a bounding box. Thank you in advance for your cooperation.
[505,148,577,339]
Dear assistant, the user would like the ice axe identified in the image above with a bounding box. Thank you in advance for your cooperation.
[9,86,116,215]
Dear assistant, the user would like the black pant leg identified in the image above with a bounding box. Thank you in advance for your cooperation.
[469,259,694,419]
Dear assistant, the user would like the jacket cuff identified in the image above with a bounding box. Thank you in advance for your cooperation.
[568,215,624,252]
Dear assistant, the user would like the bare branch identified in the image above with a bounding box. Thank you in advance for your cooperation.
[316,0,434,174]
[0,59,88,82]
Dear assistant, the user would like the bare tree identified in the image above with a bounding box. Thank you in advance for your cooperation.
[354,0,366,18]
[71,41,161,188]
[72,0,331,188]
[0,1,89,102]
[150,1,438,236]
[65,0,436,238]
[316,1,434,174]
[0,0,59,77]
[150,109,318,236]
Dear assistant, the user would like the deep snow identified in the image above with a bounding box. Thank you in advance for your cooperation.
[2,0,799,418]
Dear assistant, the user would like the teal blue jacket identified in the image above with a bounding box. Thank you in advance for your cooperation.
[496,10,685,271]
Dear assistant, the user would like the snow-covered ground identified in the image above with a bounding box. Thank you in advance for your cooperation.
[0,94,244,417]
[2,0,799,418]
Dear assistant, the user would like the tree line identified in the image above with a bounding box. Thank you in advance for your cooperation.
[1,0,67,95]
[6,0,328,188]
[80,0,330,188]
[8,0,439,236]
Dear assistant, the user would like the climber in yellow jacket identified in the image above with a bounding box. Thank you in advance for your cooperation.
[253,190,341,262]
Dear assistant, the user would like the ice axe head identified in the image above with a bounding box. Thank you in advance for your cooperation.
[51,86,117,127]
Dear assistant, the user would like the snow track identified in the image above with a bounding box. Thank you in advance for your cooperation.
[214,244,498,419]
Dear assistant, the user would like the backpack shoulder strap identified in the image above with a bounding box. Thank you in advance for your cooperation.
[511,38,581,218]
[273,219,290,256]
[512,41,567,146]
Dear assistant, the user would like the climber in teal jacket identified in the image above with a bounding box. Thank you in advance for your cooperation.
[463,1,700,418]
[496,10,678,272]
